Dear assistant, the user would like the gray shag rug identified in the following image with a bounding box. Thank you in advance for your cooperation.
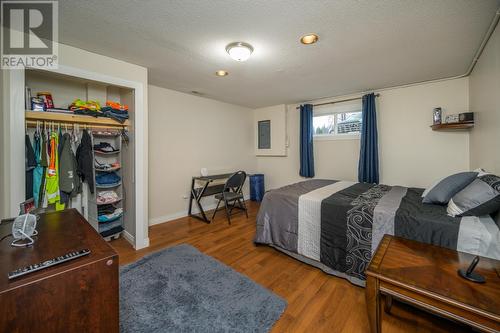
[120,244,287,333]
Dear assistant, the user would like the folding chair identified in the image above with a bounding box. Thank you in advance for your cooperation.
[212,171,248,224]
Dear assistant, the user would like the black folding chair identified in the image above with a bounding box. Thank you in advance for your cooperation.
[212,171,248,224]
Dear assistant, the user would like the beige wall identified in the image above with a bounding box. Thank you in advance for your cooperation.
[148,85,255,224]
[255,104,362,191]
[256,77,470,190]
[469,24,500,175]
[254,104,287,156]
[255,105,302,190]
[58,44,148,87]
[0,69,6,219]
[378,77,470,187]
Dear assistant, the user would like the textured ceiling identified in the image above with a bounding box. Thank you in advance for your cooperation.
[58,0,500,108]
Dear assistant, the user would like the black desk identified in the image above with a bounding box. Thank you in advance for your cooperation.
[188,173,233,223]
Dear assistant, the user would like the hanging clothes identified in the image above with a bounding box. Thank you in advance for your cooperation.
[59,132,81,205]
[25,134,37,200]
[32,128,44,207]
[76,129,95,192]
[38,129,49,207]
[45,131,64,210]
[58,126,64,157]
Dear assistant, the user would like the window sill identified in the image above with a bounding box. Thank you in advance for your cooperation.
[313,134,360,141]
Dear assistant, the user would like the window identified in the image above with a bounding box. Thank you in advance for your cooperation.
[313,102,362,139]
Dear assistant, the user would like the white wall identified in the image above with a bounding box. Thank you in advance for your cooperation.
[469,24,500,175]
[255,105,301,191]
[148,85,255,224]
[255,77,470,190]
[0,69,6,219]
[25,71,87,108]
[254,104,287,156]
[254,103,362,191]
[378,77,470,187]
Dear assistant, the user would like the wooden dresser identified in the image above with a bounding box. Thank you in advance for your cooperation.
[366,235,500,333]
[0,209,119,333]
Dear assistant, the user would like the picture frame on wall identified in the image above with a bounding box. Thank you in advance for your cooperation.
[433,107,442,125]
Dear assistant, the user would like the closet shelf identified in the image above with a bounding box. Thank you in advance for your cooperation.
[96,182,122,189]
[25,111,130,128]
[94,198,122,206]
[94,150,121,155]
[95,167,121,172]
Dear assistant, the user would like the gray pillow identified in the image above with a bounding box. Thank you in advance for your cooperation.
[447,173,500,217]
[422,172,478,205]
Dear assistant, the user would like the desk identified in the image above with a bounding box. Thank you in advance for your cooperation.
[188,173,233,223]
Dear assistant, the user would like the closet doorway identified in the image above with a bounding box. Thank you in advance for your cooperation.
[3,66,148,249]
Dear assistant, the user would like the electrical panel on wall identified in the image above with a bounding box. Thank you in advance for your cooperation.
[258,120,271,149]
[254,104,287,156]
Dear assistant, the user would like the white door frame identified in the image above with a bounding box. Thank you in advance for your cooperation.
[4,65,149,249]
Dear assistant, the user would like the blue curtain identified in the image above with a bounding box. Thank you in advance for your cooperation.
[358,93,379,183]
[299,104,315,178]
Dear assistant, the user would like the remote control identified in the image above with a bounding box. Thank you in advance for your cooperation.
[8,249,91,280]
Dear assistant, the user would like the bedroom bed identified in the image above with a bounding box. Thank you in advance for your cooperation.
[254,179,500,287]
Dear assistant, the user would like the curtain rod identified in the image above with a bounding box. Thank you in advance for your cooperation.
[295,93,380,109]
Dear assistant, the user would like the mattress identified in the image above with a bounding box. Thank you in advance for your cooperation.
[254,180,500,286]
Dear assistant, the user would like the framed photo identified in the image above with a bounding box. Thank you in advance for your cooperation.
[433,107,442,125]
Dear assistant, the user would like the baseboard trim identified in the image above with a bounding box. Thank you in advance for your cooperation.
[149,196,250,226]
[140,237,150,249]
[122,230,149,250]
[122,230,135,246]
[149,202,220,226]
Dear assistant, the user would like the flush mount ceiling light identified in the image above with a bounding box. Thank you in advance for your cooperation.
[300,33,319,45]
[215,70,228,77]
[226,42,254,62]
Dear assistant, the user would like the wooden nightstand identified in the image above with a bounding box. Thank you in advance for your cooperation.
[365,235,500,333]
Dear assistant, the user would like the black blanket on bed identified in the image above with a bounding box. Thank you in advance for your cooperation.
[320,185,460,281]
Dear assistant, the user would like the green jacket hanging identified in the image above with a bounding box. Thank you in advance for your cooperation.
[45,131,63,210]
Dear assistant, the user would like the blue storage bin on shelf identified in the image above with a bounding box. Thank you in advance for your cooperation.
[249,174,265,202]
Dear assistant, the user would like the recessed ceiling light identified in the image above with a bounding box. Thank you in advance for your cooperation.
[226,42,254,62]
[215,70,228,77]
[300,34,319,45]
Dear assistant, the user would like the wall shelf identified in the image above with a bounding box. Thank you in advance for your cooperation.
[25,110,129,128]
[430,121,474,131]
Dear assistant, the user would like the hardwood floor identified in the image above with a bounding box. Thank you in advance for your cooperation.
[110,201,473,333]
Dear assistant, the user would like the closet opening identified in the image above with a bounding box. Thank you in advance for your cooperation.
[24,69,137,245]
